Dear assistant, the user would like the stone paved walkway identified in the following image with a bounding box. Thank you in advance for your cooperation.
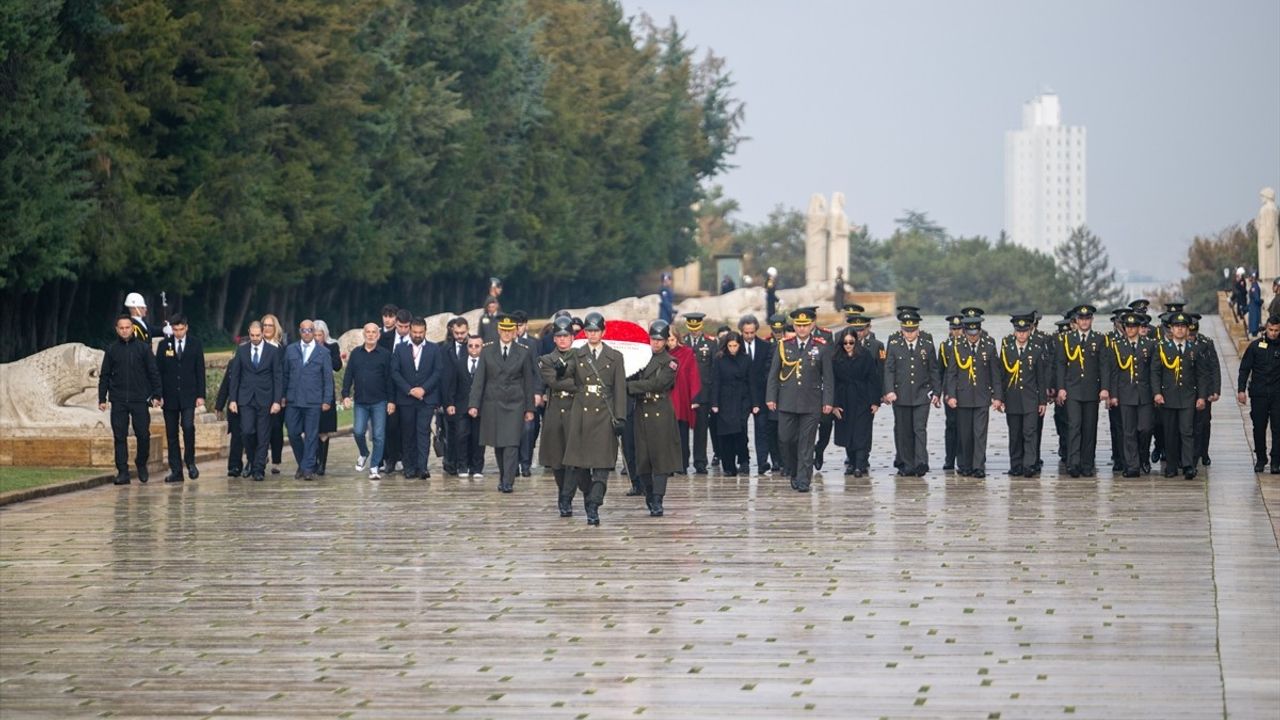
[2,316,1277,719]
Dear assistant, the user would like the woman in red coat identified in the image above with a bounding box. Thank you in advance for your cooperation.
[666,331,702,474]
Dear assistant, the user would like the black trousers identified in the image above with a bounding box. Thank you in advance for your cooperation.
[845,409,875,470]
[519,409,542,470]
[752,410,772,470]
[1066,399,1099,470]
[691,404,710,471]
[163,406,197,472]
[226,412,245,472]
[111,401,151,473]
[815,414,833,460]
[956,405,989,472]
[573,467,609,507]
[239,403,272,474]
[1162,405,1195,470]
[678,420,691,472]
[459,415,483,473]
[1053,402,1069,459]
[777,410,820,487]
[436,408,452,471]
[1119,404,1154,473]
[621,399,637,477]
[384,410,402,468]
[269,412,284,464]
[1193,403,1212,462]
[768,413,782,473]
[892,404,930,471]
[399,402,433,475]
[718,431,748,474]
[1249,394,1280,465]
[1007,410,1039,472]
[494,445,519,489]
[1108,405,1123,464]
[943,403,958,466]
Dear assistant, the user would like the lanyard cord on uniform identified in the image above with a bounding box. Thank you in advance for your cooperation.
[953,342,976,384]
[778,339,802,382]
[1158,342,1182,385]
[1112,340,1135,383]
[1062,333,1084,371]
[1000,341,1020,388]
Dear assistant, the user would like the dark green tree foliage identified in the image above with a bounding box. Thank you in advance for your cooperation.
[0,0,743,359]
[1179,225,1254,313]
[1054,226,1127,309]
[727,206,806,290]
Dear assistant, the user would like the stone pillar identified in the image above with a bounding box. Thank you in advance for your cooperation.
[826,192,850,284]
[805,193,829,286]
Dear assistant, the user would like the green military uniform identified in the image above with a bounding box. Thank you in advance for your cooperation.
[537,317,578,515]
[627,321,683,516]
[562,313,628,524]
[1108,312,1156,476]
[766,308,835,492]
[1150,311,1211,478]
[1053,304,1111,477]
[1189,317,1221,466]
[944,316,1002,477]
[937,315,963,470]
[883,311,939,476]
[998,315,1046,477]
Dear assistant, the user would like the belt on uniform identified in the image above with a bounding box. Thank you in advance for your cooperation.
[554,391,573,399]
[584,384,602,395]
[641,393,664,402]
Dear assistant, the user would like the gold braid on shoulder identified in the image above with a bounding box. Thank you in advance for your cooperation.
[778,339,802,382]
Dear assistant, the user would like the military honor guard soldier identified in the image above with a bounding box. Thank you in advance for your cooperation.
[626,320,685,516]
[944,314,1002,478]
[1151,311,1212,479]
[1187,315,1221,466]
[766,307,835,492]
[537,316,579,516]
[938,314,964,470]
[882,310,940,477]
[1107,311,1156,477]
[561,313,628,525]
[1237,315,1280,473]
[1055,304,1111,477]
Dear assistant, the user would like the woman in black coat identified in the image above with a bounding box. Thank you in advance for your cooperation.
[314,320,344,475]
[832,328,881,477]
[710,331,755,475]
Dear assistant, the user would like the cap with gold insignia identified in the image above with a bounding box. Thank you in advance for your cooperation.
[842,302,866,315]
[1073,304,1098,318]
[960,306,985,318]
[683,312,706,330]
[495,313,517,331]
[1055,319,1072,330]
[768,313,787,333]
[1122,312,1144,326]
[511,310,528,324]
[898,311,922,329]
[789,307,816,326]
[946,314,963,329]
[961,316,983,332]
[846,314,870,329]
[583,312,606,332]
[1167,312,1190,326]
[1164,301,1186,314]
[1129,298,1151,312]
[1011,314,1034,330]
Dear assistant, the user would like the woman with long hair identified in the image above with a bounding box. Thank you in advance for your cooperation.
[260,313,286,474]
[832,327,881,476]
[710,331,754,476]
[313,320,344,475]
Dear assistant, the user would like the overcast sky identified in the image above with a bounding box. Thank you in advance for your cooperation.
[621,0,1280,280]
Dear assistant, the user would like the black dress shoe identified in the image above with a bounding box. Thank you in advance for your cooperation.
[1068,467,1081,478]
[1082,467,1096,477]
[972,470,986,479]
[295,469,304,479]
[137,469,149,484]
[187,464,199,479]
[422,469,431,479]
[1183,467,1197,480]
[1164,469,1178,478]
[252,474,265,481]
[813,457,824,471]
[1150,450,1163,463]
[227,467,242,478]
[1141,462,1152,475]
[1255,461,1267,472]
[1024,469,1037,478]
[164,472,184,483]
[794,483,811,493]
[1008,467,1024,476]
[302,473,315,481]
[113,472,131,485]
[942,463,955,471]
[242,468,254,478]
[1201,455,1211,466]
[896,469,914,477]
[1122,470,1139,478]
[914,465,929,476]
[1112,461,1124,472]
[694,468,708,475]
[852,469,864,478]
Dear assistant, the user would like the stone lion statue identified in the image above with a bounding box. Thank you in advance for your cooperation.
[0,343,109,434]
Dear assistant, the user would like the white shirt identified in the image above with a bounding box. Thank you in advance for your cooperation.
[301,341,314,364]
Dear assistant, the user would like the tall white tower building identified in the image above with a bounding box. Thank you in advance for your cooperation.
[1004,92,1086,255]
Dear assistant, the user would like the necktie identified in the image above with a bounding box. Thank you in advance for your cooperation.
[592,347,598,361]
[798,341,805,353]
[502,345,508,361]
[177,340,183,359]
[252,345,260,367]
[748,342,753,360]
[469,358,476,376]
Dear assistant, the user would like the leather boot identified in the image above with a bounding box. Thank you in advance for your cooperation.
[317,439,329,476]
[651,494,664,517]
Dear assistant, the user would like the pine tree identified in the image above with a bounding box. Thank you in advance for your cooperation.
[1054,226,1127,308]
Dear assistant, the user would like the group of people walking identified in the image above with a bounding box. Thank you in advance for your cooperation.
[95,289,1280,527]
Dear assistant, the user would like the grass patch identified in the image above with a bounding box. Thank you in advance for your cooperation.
[0,467,102,494]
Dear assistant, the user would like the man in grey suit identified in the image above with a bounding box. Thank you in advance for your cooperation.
[766,307,835,493]
[883,310,941,477]
[228,321,283,481]
[282,319,334,480]
[468,314,535,493]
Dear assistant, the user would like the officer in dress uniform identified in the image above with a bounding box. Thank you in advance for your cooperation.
[1054,304,1111,477]
[999,314,1046,477]
[937,314,964,471]
[944,315,1002,478]
[124,292,152,343]
[466,313,534,493]
[883,310,940,477]
[1051,316,1072,462]
[1108,311,1156,477]
[561,313,627,525]
[682,313,715,474]
[1237,314,1280,473]
[766,307,834,492]
[1151,311,1211,479]
[1148,302,1185,464]
[537,316,578,516]
[627,320,684,516]
[1187,315,1221,467]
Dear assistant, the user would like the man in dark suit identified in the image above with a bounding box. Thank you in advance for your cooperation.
[446,335,485,477]
[739,315,773,474]
[282,319,335,480]
[156,313,207,483]
[392,317,443,479]
[436,316,469,475]
[514,311,545,477]
[377,304,400,349]
[214,350,247,477]
[227,321,283,481]
[468,314,535,493]
[379,308,412,471]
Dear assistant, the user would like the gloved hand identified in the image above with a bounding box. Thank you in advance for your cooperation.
[612,418,626,436]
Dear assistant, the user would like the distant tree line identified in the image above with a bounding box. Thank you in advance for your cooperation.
[0,0,743,359]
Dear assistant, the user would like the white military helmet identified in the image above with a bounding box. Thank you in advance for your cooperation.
[124,292,146,308]
[766,266,777,277]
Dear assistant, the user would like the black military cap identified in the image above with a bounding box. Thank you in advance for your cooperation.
[961,316,983,331]
[1031,309,1043,322]
[1055,318,1072,330]
[571,316,584,330]
[1129,298,1151,311]
[1109,307,1128,317]
[842,302,866,314]
[511,310,528,324]
[1122,312,1143,326]
[898,311,922,329]
[1168,312,1191,326]
[583,312,606,332]
[1164,301,1186,314]
[683,312,706,328]
[1073,304,1098,318]
[768,313,787,332]
[551,316,574,336]
[896,305,920,314]
[946,314,963,329]
[648,319,671,340]
[495,313,517,331]
[846,314,870,328]
[1011,314,1034,330]
[789,307,816,326]
[960,306,985,318]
